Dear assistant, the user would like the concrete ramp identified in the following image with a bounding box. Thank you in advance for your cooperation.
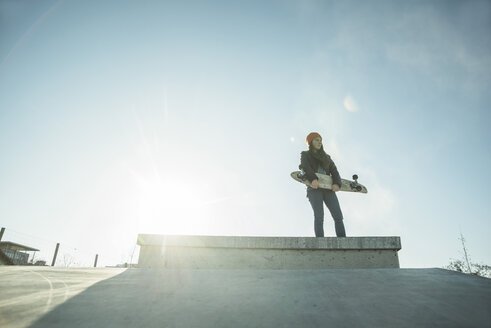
[137,234,402,269]
[3,235,488,327]
[14,267,490,328]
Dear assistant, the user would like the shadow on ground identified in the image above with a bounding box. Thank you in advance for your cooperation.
[28,268,491,328]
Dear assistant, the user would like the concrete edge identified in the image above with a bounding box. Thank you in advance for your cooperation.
[137,234,402,250]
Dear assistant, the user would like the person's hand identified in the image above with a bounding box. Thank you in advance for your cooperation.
[332,184,340,192]
[310,180,319,189]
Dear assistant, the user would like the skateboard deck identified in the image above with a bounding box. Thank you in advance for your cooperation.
[290,171,368,193]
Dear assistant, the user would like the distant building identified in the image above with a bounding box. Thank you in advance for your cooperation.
[0,241,40,265]
[113,263,137,268]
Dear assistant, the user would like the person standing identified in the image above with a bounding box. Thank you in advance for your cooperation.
[299,132,346,237]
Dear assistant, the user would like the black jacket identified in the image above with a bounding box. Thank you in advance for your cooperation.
[299,151,342,187]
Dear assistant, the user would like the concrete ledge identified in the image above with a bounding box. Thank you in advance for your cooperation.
[137,235,401,269]
[137,235,401,250]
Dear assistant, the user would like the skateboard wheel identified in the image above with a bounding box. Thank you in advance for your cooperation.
[352,174,358,180]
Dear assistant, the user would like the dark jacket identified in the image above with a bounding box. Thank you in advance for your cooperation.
[299,150,342,187]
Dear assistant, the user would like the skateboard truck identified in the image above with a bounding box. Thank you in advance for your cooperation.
[297,170,307,181]
[350,174,363,192]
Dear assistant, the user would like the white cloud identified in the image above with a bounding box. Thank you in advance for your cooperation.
[382,4,491,91]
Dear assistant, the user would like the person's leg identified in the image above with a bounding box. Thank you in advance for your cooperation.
[307,188,324,237]
[323,190,346,237]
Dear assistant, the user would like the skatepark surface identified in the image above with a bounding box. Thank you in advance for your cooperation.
[0,266,490,328]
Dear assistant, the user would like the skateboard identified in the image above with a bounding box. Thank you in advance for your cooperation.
[290,171,368,193]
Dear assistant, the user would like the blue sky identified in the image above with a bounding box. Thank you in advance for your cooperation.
[1,0,490,268]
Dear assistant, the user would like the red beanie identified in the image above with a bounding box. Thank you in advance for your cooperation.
[306,132,322,145]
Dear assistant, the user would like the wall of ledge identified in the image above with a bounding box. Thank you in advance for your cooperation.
[137,235,402,269]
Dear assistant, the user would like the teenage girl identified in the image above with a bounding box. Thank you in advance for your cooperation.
[299,132,346,237]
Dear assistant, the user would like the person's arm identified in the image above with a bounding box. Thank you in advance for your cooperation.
[299,152,318,182]
[328,159,342,188]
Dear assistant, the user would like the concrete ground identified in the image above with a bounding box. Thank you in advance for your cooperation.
[0,267,124,328]
[0,266,490,328]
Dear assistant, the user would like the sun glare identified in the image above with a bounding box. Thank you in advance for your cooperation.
[131,169,228,236]
[132,174,201,234]
[343,95,358,112]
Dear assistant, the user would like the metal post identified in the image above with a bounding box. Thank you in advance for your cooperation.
[0,227,5,242]
[51,243,60,266]
[93,254,99,268]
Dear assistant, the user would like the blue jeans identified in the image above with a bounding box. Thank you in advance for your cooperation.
[307,188,346,237]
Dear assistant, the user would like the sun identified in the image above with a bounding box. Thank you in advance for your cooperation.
[130,168,225,236]
[134,177,196,234]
